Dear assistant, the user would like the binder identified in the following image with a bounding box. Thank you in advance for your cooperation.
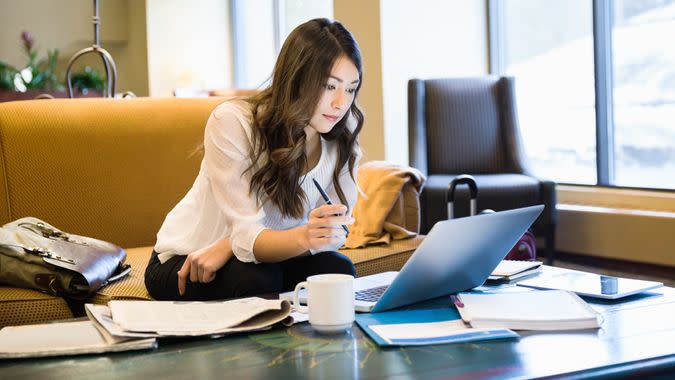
[355,307,517,346]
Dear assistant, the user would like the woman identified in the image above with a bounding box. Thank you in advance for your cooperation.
[145,18,364,301]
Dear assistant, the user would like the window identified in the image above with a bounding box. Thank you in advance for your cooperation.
[496,0,597,185]
[231,0,277,89]
[490,0,675,190]
[611,0,675,189]
[231,0,332,89]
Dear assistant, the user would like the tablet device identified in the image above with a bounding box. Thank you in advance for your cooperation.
[516,271,663,299]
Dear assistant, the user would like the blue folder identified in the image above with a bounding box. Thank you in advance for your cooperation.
[355,303,518,347]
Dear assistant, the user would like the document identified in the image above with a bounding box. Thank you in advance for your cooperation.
[487,260,543,281]
[456,290,602,330]
[103,297,292,337]
[85,304,158,339]
[355,308,517,346]
[0,297,293,359]
[287,310,309,324]
[367,319,518,346]
[0,320,156,359]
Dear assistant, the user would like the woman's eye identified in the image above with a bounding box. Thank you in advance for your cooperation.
[347,88,356,94]
[325,84,336,90]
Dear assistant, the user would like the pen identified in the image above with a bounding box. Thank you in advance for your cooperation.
[312,178,350,235]
[450,295,464,308]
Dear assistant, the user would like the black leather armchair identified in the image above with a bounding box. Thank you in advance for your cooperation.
[408,76,557,264]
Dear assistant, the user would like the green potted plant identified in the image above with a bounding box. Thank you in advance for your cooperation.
[0,31,105,102]
[0,31,62,99]
[70,66,105,96]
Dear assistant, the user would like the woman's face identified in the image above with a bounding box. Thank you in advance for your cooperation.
[308,55,360,134]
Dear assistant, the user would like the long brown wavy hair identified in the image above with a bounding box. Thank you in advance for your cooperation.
[245,18,364,219]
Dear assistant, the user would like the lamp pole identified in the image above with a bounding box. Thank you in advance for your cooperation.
[65,0,118,98]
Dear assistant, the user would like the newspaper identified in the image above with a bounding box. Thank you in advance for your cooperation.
[0,320,156,359]
[87,297,293,338]
[0,297,293,359]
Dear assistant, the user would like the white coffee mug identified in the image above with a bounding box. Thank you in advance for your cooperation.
[293,273,355,334]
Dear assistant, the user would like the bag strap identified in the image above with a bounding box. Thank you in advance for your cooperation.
[100,264,132,288]
[17,222,89,245]
[0,242,76,265]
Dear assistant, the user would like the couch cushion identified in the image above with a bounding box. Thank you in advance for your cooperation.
[0,287,73,327]
[88,237,425,303]
[340,236,424,277]
[88,247,154,304]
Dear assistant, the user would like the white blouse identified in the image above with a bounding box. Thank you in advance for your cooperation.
[154,100,359,264]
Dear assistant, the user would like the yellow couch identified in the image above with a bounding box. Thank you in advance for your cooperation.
[0,97,422,327]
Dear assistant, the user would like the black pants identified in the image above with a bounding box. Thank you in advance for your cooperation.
[144,250,356,301]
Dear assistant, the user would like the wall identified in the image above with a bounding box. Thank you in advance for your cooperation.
[1,0,232,98]
[557,186,675,267]
[0,0,148,96]
[122,0,149,97]
[145,0,232,97]
[334,0,386,162]
[380,0,488,164]
[334,0,488,163]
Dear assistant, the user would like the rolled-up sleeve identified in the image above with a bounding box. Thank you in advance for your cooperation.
[203,105,266,263]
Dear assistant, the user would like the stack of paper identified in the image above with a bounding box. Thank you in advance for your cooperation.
[91,297,293,338]
[456,290,601,330]
[0,297,293,359]
[487,260,543,282]
[0,320,156,359]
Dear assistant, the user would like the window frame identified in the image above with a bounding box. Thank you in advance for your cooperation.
[592,0,615,186]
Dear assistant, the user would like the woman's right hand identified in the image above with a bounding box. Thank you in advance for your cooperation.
[177,238,233,296]
[298,204,354,252]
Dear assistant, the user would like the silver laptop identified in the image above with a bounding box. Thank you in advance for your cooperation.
[283,204,544,313]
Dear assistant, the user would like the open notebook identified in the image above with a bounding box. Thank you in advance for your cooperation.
[455,290,602,331]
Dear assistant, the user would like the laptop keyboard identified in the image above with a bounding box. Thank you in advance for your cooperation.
[354,285,389,302]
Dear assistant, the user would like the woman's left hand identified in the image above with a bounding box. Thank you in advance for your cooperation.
[177,238,233,296]
[297,204,353,252]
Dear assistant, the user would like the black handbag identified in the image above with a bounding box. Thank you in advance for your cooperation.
[0,217,131,299]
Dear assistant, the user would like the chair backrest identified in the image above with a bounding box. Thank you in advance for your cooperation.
[408,76,528,176]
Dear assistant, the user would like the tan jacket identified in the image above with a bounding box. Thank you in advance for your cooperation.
[343,161,426,248]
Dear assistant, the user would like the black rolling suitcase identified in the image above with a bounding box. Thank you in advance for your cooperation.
[446,174,537,261]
